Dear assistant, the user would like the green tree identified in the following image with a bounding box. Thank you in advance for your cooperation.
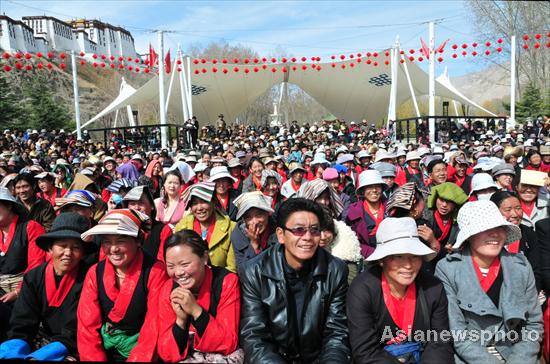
[0,74,25,128]
[515,82,542,119]
[23,78,72,130]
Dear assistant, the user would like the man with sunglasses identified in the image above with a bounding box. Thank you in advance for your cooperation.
[240,198,351,363]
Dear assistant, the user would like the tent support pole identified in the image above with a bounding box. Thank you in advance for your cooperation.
[177,49,189,122]
[186,56,193,118]
[70,50,82,140]
[158,30,168,149]
[428,21,436,144]
[165,54,178,113]
[126,106,135,126]
[387,37,398,129]
[509,35,516,129]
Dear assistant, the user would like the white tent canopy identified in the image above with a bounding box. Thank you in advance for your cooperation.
[81,50,496,130]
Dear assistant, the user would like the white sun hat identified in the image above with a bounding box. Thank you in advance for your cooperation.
[233,191,274,220]
[208,166,237,183]
[367,217,435,261]
[453,200,521,250]
[469,173,499,196]
[357,169,388,191]
[405,151,421,162]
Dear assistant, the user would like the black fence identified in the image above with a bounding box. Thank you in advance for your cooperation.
[86,124,180,151]
[394,116,508,144]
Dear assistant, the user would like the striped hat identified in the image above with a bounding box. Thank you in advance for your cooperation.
[181,181,216,209]
[261,169,282,187]
[386,182,419,214]
[106,178,137,193]
[233,191,274,220]
[297,179,344,218]
[81,208,150,242]
[55,189,96,211]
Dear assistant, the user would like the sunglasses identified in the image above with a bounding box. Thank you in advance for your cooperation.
[283,225,321,237]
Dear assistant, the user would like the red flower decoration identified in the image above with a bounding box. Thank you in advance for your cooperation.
[119,64,124,69]
[262,57,267,62]
[485,42,491,47]
[201,58,206,64]
[437,57,443,62]
[408,56,414,61]
[80,60,86,65]
[47,63,53,69]
[547,42,550,48]
[93,54,98,59]
[472,42,478,48]
[366,52,372,57]
[462,51,467,56]
[3,65,12,72]
[47,52,54,59]
[281,57,287,63]
[271,67,277,73]
[316,65,321,71]
[497,38,503,44]
[177,60,182,65]
[384,51,390,57]
[24,53,32,59]
[452,44,458,50]
[292,65,297,71]
[127,57,132,61]
[232,58,239,64]
[316,56,321,62]
[461,43,467,49]
[110,64,115,69]
[201,68,207,73]
[350,62,355,68]
[373,61,378,66]
[452,54,457,58]
[244,58,250,64]
[262,64,268,69]
[233,67,239,72]
[471,51,477,56]
[60,53,66,59]
[194,69,200,74]
[253,58,259,63]
[212,59,218,64]
[399,50,404,55]
[331,63,336,68]
[418,56,423,62]
[340,55,345,60]
[15,62,23,69]
[100,63,106,68]
[15,53,22,59]
[244,68,250,74]
[400,59,405,64]
[193,59,199,64]
[366,59,372,65]
[349,54,354,59]
[535,34,541,40]
[534,43,541,49]
[144,68,150,73]
[357,53,362,57]
[282,67,287,73]
[384,60,389,65]
[496,47,502,52]
[341,64,346,69]
[212,67,218,73]
[290,57,296,62]
[253,67,259,72]
[331,55,336,60]
[300,56,306,62]
[485,50,491,55]
[101,54,107,60]
[36,52,43,58]
[522,44,529,49]
[373,52,378,57]
[37,63,44,70]
[110,56,115,61]
[128,65,133,71]
[222,58,228,64]
[119,56,124,61]
[93,62,98,68]
[135,68,140,73]
[271,57,277,63]
[2,53,10,59]
[409,49,415,54]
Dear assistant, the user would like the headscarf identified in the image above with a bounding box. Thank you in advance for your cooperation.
[181,181,216,210]
[167,161,196,184]
[261,169,282,188]
[116,162,140,183]
[386,182,420,214]
[144,159,162,178]
[297,179,344,218]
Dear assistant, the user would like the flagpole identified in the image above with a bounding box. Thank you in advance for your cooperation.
[70,50,82,140]
[178,48,189,122]
[158,30,168,150]
[186,56,193,118]
[509,35,516,129]
[428,21,436,144]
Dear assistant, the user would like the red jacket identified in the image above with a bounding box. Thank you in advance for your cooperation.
[157,266,240,362]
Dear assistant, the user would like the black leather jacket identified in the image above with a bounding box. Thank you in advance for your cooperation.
[239,243,350,363]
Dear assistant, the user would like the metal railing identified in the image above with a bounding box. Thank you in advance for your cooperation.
[86,124,180,151]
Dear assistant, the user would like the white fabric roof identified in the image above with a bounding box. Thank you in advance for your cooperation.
[82,53,496,129]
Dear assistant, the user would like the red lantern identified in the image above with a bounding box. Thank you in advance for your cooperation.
[93,62,98,68]
[384,51,390,57]
[253,58,259,63]
[535,34,541,40]
[496,47,502,52]
[282,67,287,73]
[2,52,10,59]
[200,58,206,64]
[15,53,22,59]
[310,56,316,61]
[233,67,239,72]
[522,34,529,41]
[461,43,467,49]
[127,57,132,61]
[212,67,218,73]
[384,60,389,65]
[485,50,491,55]
[366,59,372,65]
[110,55,115,61]
[350,62,355,68]
[118,56,124,61]
[373,61,378,67]
[60,53,66,59]
[80,51,85,57]
[331,55,336,60]
[534,43,541,49]
[244,68,250,74]
[340,64,346,69]
[3,65,11,72]
[79,60,86,65]
[15,62,23,69]
[36,52,43,58]
[399,59,405,64]
[201,68,207,73]
[262,57,268,62]
[399,50,404,55]
[110,64,115,69]
[92,54,98,59]
[366,52,372,57]
[128,65,133,71]
[462,51,467,56]
[25,65,32,71]
[250,67,257,72]
[119,64,124,69]
[451,44,458,50]
[522,44,529,49]
[417,56,423,62]
[212,59,218,64]
[357,53,362,58]
[281,57,287,63]
[271,67,277,73]
[452,54,457,58]
[340,55,345,60]
[135,67,140,73]
[301,65,307,70]
[100,63,106,68]
[193,59,199,64]
[485,41,491,47]
[222,68,228,74]
[244,58,250,64]
[37,63,44,70]
[331,63,336,68]
[47,63,53,69]
[292,65,297,71]
[271,57,277,63]
[144,68,150,73]
[47,52,54,59]
[437,57,443,62]
[316,65,321,71]
[472,51,477,56]
[373,52,378,57]
[315,56,321,62]
[356,58,362,63]
[222,58,228,64]
[101,54,107,60]
[547,32,550,38]
[497,38,503,44]
[233,58,239,64]
[349,54,354,59]
[409,49,415,54]
[472,42,478,48]
[194,69,200,75]
[408,56,414,61]
[177,60,182,65]
[59,63,66,70]
[262,64,268,70]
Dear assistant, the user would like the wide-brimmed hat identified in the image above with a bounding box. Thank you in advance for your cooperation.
[181,181,216,209]
[469,173,500,196]
[367,217,435,261]
[227,158,242,168]
[453,200,521,250]
[336,154,354,165]
[491,163,515,177]
[310,154,330,167]
[371,162,396,178]
[34,172,56,180]
[405,151,421,162]
[519,169,547,187]
[209,166,237,183]
[374,150,394,163]
[261,169,282,187]
[36,212,92,251]
[233,191,274,220]
[288,162,306,175]
[81,209,149,242]
[0,186,26,215]
[357,170,388,191]
[122,185,154,205]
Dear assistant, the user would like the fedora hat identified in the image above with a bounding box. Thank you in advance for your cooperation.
[367,217,435,261]
[36,212,92,252]
[453,200,521,250]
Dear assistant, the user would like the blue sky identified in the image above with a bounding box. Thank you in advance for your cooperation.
[2,0,500,76]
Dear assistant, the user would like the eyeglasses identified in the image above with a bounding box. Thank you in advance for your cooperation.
[282,226,321,237]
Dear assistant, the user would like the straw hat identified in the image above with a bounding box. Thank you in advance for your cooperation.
[453,200,521,250]
[233,191,274,220]
[366,217,435,261]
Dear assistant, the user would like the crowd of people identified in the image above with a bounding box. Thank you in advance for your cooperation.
[0,114,549,362]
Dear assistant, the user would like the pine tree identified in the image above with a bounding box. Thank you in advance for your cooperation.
[0,74,25,128]
[515,82,542,120]
[23,78,72,130]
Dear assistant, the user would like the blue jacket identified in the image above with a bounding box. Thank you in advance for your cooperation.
[435,248,543,364]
